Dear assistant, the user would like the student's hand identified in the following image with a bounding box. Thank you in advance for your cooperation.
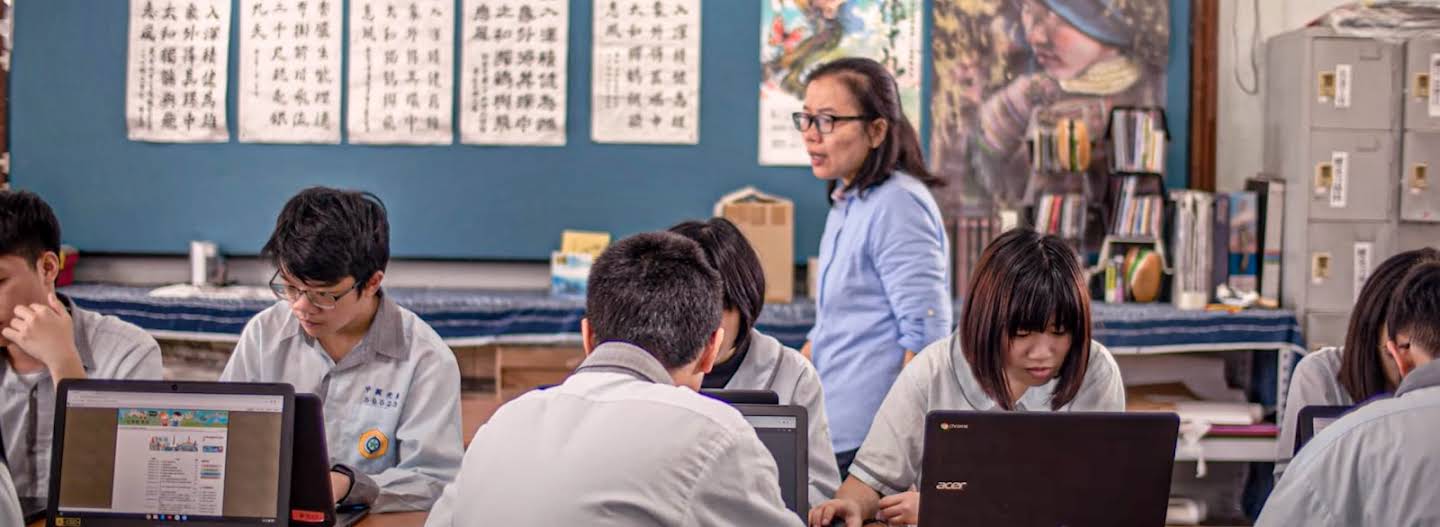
[329,470,352,503]
[801,341,813,362]
[3,294,84,382]
[809,498,863,527]
[876,491,919,525]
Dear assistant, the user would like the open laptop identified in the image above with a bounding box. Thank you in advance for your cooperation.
[919,411,1179,527]
[701,389,780,405]
[734,404,808,519]
[47,379,295,527]
[1294,405,1353,455]
[291,393,369,527]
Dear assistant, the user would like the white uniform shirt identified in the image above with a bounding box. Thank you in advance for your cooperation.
[1,297,162,499]
[425,342,803,527]
[220,295,462,512]
[1258,359,1440,526]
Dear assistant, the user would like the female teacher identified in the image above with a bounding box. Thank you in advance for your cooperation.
[796,57,952,477]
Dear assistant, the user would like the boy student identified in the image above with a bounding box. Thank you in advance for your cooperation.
[670,218,842,505]
[1258,261,1440,525]
[220,187,462,512]
[0,190,163,501]
[425,232,800,526]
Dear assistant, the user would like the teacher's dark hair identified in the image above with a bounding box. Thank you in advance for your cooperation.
[805,57,941,199]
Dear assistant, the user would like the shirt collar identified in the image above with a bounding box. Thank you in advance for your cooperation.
[574,342,675,385]
[949,334,1055,412]
[58,293,97,371]
[1395,359,1440,397]
[279,290,409,361]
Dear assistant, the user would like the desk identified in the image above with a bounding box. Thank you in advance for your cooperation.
[29,512,427,527]
[359,512,427,527]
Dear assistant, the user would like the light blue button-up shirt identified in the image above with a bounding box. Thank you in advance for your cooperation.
[809,172,952,452]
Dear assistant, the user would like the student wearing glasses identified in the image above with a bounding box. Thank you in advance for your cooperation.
[794,57,951,477]
[220,187,462,512]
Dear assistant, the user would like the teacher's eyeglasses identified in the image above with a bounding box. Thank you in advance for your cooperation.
[792,112,868,134]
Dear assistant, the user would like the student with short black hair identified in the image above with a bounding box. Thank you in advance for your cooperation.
[808,229,1124,527]
[426,231,800,526]
[670,218,841,504]
[1275,247,1439,476]
[0,190,162,502]
[1259,261,1440,525]
[220,187,461,512]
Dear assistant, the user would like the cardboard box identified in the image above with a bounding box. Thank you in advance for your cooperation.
[715,187,794,303]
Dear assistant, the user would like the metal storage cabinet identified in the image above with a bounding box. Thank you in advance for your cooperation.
[1404,38,1440,132]
[1267,28,1402,350]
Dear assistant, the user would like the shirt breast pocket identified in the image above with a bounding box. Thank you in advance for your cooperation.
[346,401,403,471]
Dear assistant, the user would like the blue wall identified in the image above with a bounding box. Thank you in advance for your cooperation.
[10,0,1189,260]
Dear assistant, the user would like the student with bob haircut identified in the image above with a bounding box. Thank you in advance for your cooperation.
[808,228,1125,527]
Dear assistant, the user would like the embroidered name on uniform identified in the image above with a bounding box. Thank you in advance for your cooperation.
[361,385,402,409]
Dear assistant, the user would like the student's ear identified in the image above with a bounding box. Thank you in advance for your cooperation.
[362,270,385,297]
[580,318,596,356]
[36,251,62,289]
[695,327,724,375]
[1385,339,1417,379]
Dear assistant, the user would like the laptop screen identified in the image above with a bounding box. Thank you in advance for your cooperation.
[742,412,802,516]
[53,389,286,523]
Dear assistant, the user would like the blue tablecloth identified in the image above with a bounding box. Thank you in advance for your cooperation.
[60,284,1304,354]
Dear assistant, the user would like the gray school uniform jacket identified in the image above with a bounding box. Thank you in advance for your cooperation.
[850,335,1126,497]
[1,296,163,500]
[425,342,802,527]
[723,329,841,505]
[0,457,18,527]
[220,295,463,512]
[1274,347,1352,477]
[1258,359,1440,526]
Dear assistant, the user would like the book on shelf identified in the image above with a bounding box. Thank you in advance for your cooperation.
[1247,177,1286,307]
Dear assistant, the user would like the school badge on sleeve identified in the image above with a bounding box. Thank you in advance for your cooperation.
[358,428,390,459]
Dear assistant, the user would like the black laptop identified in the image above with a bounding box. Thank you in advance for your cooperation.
[733,403,808,519]
[291,393,369,527]
[1294,405,1353,455]
[918,411,1179,527]
[47,379,295,527]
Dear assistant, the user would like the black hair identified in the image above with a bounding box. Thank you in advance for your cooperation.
[586,231,723,369]
[805,57,942,199]
[264,187,389,286]
[960,228,1090,410]
[0,190,62,264]
[1340,248,1440,400]
[668,218,766,355]
[1387,261,1440,359]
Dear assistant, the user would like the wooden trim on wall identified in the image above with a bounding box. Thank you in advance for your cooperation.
[1189,0,1219,192]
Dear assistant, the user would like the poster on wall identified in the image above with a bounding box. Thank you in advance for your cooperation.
[758,0,923,166]
[460,0,569,146]
[347,0,455,145]
[928,0,1170,215]
[238,0,344,144]
[125,0,232,143]
[590,0,701,145]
